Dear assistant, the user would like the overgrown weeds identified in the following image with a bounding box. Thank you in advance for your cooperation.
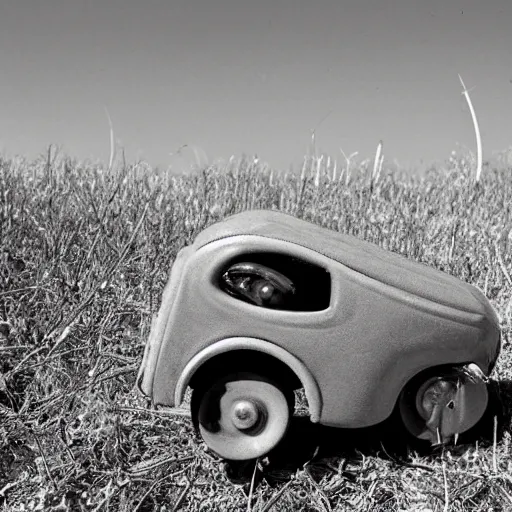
[0,151,511,510]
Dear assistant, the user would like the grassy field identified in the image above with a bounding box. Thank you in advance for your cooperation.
[0,150,511,511]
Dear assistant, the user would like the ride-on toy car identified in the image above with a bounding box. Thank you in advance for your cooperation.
[137,209,501,461]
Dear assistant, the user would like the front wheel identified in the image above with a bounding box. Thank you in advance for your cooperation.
[399,365,489,445]
[191,372,293,461]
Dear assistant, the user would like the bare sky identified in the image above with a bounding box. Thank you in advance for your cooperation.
[0,0,511,172]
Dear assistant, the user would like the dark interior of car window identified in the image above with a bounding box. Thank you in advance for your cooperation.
[218,252,331,312]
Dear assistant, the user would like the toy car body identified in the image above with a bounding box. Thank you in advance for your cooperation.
[137,209,501,460]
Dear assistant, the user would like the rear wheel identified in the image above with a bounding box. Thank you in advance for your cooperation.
[399,365,489,445]
[191,372,293,460]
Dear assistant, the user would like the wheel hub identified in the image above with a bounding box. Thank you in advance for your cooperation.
[231,399,260,430]
[195,375,292,460]
[418,378,457,420]
[401,371,490,445]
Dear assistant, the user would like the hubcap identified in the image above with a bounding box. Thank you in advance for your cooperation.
[231,400,260,430]
[400,370,489,445]
[196,375,291,460]
[417,378,456,420]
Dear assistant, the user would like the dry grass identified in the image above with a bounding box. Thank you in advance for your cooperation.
[1,149,511,511]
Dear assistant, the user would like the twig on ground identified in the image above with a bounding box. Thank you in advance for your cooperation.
[441,446,450,512]
[171,476,192,512]
[260,480,293,512]
[246,459,259,512]
[304,466,332,512]
[109,405,191,418]
[133,468,191,512]
[128,455,194,477]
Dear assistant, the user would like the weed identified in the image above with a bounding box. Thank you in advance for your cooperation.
[0,150,511,511]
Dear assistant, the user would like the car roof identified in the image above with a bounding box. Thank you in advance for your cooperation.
[192,209,486,315]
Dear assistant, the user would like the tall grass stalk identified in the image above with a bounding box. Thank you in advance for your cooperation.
[458,74,483,183]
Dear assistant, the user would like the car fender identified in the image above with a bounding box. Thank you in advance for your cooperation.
[174,336,323,423]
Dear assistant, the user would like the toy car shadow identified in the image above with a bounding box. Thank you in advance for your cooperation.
[223,378,508,487]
